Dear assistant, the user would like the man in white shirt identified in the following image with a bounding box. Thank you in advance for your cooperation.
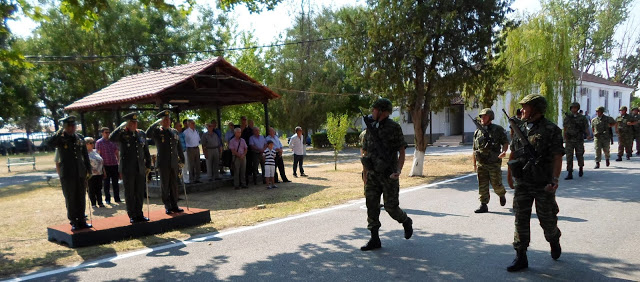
[266,127,291,183]
[184,120,201,183]
[289,126,307,177]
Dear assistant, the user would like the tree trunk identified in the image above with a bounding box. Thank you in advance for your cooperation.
[408,56,429,177]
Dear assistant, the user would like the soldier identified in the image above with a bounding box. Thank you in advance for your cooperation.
[146,110,186,215]
[562,102,591,179]
[360,98,413,251]
[631,107,640,156]
[48,116,92,230]
[591,107,616,168]
[615,106,638,161]
[506,94,564,272]
[110,112,152,223]
[472,108,509,213]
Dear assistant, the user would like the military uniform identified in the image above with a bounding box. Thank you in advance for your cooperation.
[507,94,563,272]
[360,98,412,251]
[146,110,186,214]
[616,106,637,160]
[110,113,151,222]
[631,109,640,155]
[563,103,589,178]
[473,109,508,212]
[48,116,92,230]
[591,108,616,166]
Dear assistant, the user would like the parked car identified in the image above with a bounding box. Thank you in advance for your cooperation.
[0,141,15,156]
[37,137,55,152]
[13,138,34,153]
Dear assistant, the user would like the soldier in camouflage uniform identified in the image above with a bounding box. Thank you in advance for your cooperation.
[360,98,413,251]
[615,106,638,161]
[506,94,564,272]
[562,102,591,179]
[48,116,93,230]
[472,108,508,213]
[631,107,640,156]
[110,112,152,223]
[591,107,616,168]
[146,110,186,215]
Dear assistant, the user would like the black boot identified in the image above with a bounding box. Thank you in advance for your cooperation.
[616,157,622,161]
[578,167,583,177]
[564,171,573,180]
[500,195,506,206]
[550,240,562,260]
[474,203,488,213]
[594,162,600,169]
[507,248,528,272]
[361,229,382,251]
[403,217,413,239]
[606,159,610,167]
[627,155,631,160]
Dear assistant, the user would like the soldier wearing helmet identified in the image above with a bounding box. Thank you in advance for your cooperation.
[472,108,508,214]
[360,98,413,251]
[591,106,617,168]
[615,106,638,161]
[562,102,591,180]
[506,94,564,272]
[631,107,640,156]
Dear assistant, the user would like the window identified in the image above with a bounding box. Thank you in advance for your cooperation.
[599,89,609,97]
[406,111,413,124]
[580,87,591,96]
[613,91,621,98]
[604,95,609,111]
[445,107,450,123]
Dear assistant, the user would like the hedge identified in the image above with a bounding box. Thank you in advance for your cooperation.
[311,132,362,149]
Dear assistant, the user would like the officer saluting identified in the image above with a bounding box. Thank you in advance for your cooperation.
[110,112,151,223]
[146,110,186,214]
[48,116,92,230]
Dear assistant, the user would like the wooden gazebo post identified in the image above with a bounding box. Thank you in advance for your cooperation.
[263,102,270,136]
[80,112,87,136]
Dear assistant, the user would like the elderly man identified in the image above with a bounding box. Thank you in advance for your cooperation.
[95,126,120,204]
[184,119,201,183]
[229,128,248,189]
[225,122,236,143]
[202,120,223,181]
[249,126,267,185]
[266,127,291,183]
[175,122,189,184]
[289,126,308,177]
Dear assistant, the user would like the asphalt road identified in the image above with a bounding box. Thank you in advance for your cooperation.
[9,141,640,281]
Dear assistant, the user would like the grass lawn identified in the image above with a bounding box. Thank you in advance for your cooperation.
[0,152,474,278]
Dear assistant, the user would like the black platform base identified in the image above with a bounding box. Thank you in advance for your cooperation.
[47,208,211,248]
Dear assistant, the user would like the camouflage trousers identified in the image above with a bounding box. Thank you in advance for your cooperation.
[565,141,585,171]
[618,133,634,158]
[512,182,561,250]
[365,171,408,231]
[594,137,611,162]
[635,132,640,153]
[476,162,506,204]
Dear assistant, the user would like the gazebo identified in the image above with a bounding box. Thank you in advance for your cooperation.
[65,56,280,134]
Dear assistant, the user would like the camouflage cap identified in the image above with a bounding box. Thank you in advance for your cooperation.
[371,98,393,112]
[519,94,547,113]
[596,106,605,112]
[632,107,639,112]
[478,108,495,120]
[570,102,580,110]
[620,106,628,111]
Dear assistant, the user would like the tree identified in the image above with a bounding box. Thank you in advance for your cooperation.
[339,0,512,176]
[219,0,283,13]
[326,112,349,170]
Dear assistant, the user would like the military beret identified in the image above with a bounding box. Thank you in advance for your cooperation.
[122,112,140,121]
[59,115,77,125]
[620,106,628,111]
[156,110,171,119]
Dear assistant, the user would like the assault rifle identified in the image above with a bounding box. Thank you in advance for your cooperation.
[468,114,493,149]
[502,109,537,174]
[359,108,392,172]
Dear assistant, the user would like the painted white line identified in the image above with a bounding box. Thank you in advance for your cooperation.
[8,173,475,281]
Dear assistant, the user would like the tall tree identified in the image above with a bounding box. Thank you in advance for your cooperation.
[339,0,512,176]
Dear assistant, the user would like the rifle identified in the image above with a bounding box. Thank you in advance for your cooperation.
[502,109,537,175]
[359,108,393,173]
[468,114,493,149]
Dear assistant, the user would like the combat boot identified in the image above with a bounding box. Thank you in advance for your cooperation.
[564,171,573,180]
[594,162,600,169]
[507,248,528,272]
[550,240,562,260]
[500,195,506,206]
[616,157,622,161]
[578,167,583,177]
[626,155,631,160]
[403,217,413,239]
[361,229,382,251]
[606,159,610,167]
[474,203,488,213]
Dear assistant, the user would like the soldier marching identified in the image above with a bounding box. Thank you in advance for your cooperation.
[563,102,591,179]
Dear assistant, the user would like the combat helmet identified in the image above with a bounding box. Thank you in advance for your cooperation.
[371,98,393,112]
[478,108,495,120]
[620,106,628,112]
[596,106,605,113]
[519,94,547,113]
[569,102,580,110]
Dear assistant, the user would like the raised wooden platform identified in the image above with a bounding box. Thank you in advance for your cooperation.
[47,208,211,248]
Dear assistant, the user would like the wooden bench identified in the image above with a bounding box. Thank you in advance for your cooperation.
[7,156,36,172]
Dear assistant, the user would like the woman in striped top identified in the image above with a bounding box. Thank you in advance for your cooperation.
[263,140,277,189]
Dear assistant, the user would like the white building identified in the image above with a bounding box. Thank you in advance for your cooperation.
[395,70,636,145]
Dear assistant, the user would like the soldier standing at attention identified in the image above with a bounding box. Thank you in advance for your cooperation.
[591,107,616,168]
[506,94,564,272]
[615,106,638,161]
[360,98,412,251]
[631,107,640,156]
[110,113,152,223]
[48,116,92,230]
[472,108,508,213]
[563,102,591,179]
[146,110,186,215]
